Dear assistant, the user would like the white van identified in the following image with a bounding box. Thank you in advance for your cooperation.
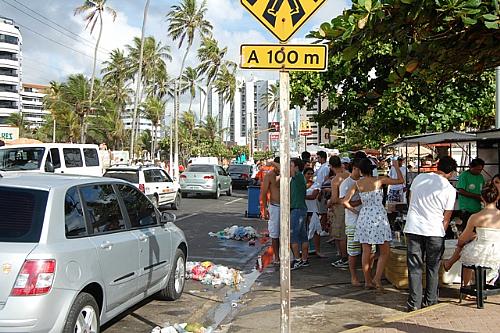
[0,143,103,176]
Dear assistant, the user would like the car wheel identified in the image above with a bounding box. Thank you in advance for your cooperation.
[62,292,100,333]
[152,195,159,209]
[159,248,185,301]
[226,184,232,196]
[213,186,220,199]
[171,193,181,210]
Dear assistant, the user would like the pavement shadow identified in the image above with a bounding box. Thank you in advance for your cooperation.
[361,322,474,333]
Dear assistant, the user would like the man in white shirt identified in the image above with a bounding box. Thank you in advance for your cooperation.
[404,156,458,312]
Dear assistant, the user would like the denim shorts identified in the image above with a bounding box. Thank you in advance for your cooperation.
[290,208,308,244]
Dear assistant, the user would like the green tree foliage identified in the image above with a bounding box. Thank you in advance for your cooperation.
[291,0,499,148]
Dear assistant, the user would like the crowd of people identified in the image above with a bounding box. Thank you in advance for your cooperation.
[257,150,500,310]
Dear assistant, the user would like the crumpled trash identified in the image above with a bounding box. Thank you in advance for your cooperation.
[208,225,259,241]
[186,261,243,287]
[151,322,213,333]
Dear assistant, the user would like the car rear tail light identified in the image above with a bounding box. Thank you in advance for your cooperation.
[241,173,249,179]
[203,175,215,180]
[180,174,187,179]
[139,184,145,192]
[11,259,56,296]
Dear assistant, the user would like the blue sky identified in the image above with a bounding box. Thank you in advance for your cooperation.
[1,0,350,113]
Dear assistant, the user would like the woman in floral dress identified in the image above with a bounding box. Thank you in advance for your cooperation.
[343,158,404,290]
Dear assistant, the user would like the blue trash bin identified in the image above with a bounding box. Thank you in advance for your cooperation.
[246,185,261,218]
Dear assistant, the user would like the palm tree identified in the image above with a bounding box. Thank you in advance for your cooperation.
[213,62,237,142]
[261,83,280,122]
[127,35,171,156]
[6,112,24,136]
[102,49,132,115]
[197,36,227,121]
[126,36,172,89]
[167,0,213,179]
[180,66,204,113]
[61,74,91,140]
[142,97,166,158]
[74,0,116,143]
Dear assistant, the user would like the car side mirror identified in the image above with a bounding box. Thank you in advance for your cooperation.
[45,161,55,173]
[160,211,176,224]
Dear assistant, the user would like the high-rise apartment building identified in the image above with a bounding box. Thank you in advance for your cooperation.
[207,78,279,151]
[21,83,49,128]
[0,16,22,125]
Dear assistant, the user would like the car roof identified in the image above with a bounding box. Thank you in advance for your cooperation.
[0,172,127,191]
[0,143,98,149]
[106,165,162,172]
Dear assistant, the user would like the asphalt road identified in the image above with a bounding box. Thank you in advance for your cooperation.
[103,188,268,332]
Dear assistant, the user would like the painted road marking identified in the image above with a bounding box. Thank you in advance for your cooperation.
[176,213,198,222]
[225,198,243,205]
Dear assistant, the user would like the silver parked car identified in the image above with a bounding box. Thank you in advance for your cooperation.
[0,173,187,333]
[180,164,232,199]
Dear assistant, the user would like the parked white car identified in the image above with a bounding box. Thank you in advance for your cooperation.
[104,165,181,210]
[0,173,187,333]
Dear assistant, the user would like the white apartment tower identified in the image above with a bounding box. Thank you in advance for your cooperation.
[207,78,279,151]
[21,83,49,128]
[0,16,22,125]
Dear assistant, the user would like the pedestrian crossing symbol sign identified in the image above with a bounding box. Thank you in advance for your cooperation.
[241,0,327,42]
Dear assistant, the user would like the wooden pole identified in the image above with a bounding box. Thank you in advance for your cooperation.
[279,69,291,333]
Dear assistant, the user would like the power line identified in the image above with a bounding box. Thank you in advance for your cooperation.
[16,22,105,62]
[12,0,112,53]
[2,0,110,56]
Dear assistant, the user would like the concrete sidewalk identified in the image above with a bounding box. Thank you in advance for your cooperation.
[219,239,500,333]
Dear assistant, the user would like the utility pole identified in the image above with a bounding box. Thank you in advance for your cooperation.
[129,0,150,161]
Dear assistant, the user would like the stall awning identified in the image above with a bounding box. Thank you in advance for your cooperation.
[386,131,477,148]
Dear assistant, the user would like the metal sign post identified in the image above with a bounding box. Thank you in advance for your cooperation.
[239,1,328,331]
[278,67,291,333]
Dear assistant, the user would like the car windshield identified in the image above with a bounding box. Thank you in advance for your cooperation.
[0,187,49,242]
[228,165,251,173]
[0,147,45,171]
[187,165,214,173]
[103,170,139,183]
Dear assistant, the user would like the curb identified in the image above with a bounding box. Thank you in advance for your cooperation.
[341,302,450,332]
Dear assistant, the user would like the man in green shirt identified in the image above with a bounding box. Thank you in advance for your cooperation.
[290,158,309,270]
[457,158,485,227]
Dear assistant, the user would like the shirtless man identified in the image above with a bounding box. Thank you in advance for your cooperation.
[262,156,280,263]
[327,155,351,268]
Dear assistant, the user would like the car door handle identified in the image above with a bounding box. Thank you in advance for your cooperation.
[138,235,148,242]
[100,241,113,250]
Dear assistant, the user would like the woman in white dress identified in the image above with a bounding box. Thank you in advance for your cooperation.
[343,158,404,290]
[443,181,500,286]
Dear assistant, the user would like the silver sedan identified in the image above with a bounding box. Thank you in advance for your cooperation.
[0,173,187,333]
[180,164,232,199]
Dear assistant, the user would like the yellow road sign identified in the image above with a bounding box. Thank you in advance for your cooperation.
[240,44,328,71]
[241,0,327,42]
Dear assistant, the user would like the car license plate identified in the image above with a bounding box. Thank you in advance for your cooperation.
[187,186,197,190]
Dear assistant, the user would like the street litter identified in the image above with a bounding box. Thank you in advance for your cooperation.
[186,261,244,287]
[151,322,213,333]
[208,225,259,240]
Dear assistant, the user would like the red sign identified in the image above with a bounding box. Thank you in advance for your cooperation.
[299,130,312,136]
[269,133,279,140]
